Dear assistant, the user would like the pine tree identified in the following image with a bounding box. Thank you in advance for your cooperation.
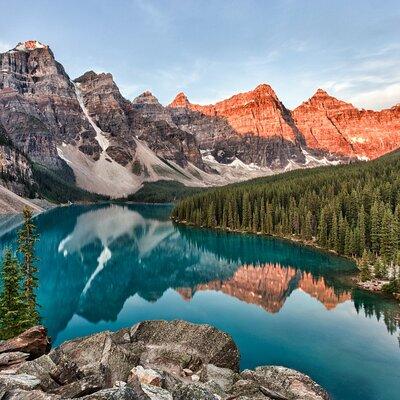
[0,249,25,339]
[359,249,372,282]
[18,207,40,329]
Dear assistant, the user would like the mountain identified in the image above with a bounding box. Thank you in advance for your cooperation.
[292,89,400,159]
[0,40,399,204]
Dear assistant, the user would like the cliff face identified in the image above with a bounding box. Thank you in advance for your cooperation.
[0,41,100,169]
[293,89,400,159]
[170,84,302,142]
[74,71,205,170]
[168,86,311,169]
[170,86,400,161]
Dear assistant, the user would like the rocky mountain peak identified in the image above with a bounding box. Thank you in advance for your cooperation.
[296,88,355,112]
[252,83,277,98]
[132,90,160,105]
[170,92,190,107]
[13,40,47,52]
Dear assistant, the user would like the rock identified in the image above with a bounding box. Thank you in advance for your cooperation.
[182,368,193,377]
[141,383,172,400]
[239,366,330,400]
[131,320,240,372]
[0,326,51,360]
[129,366,163,387]
[49,359,83,385]
[191,374,200,382]
[16,354,59,391]
[0,351,29,370]
[50,374,104,398]
[80,386,142,399]
[0,372,41,391]
[3,389,61,399]
[49,331,138,386]
[200,363,237,392]
[172,383,218,400]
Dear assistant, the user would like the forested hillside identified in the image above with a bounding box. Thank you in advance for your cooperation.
[172,151,400,291]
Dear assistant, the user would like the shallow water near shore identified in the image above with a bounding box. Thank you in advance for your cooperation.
[0,203,399,400]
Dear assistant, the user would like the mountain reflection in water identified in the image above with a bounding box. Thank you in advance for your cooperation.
[178,264,352,313]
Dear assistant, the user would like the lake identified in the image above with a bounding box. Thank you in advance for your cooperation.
[0,203,399,400]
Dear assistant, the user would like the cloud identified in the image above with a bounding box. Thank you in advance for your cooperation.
[0,41,12,52]
[349,82,400,110]
[316,43,400,110]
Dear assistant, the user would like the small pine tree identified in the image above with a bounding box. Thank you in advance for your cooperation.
[18,207,40,329]
[0,249,25,339]
[359,249,372,282]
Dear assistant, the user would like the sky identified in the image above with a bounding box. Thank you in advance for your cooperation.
[0,0,399,110]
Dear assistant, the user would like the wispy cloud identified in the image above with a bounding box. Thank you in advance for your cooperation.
[318,44,400,109]
[0,41,12,52]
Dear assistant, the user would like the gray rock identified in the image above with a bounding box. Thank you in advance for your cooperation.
[172,383,218,400]
[200,363,238,392]
[240,366,330,400]
[3,389,61,399]
[141,383,172,400]
[16,354,59,391]
[50,374,103,398]
[131,320,239,372]
[0,372,41,392]
[0,351,29,369]
[80,386,142,399]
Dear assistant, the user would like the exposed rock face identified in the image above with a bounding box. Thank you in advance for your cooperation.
[75,71,205,170]
[0,41,100,169]
[170,85,303,142]
[0,321,330,399]
[292,89,400,159]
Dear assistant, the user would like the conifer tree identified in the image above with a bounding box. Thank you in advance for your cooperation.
[18,207,40,329]
[0,249,25,339]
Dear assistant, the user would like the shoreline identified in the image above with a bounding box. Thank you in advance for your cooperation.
[172,218,400,302]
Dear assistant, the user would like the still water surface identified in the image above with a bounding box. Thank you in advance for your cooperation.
[0,204,399,400]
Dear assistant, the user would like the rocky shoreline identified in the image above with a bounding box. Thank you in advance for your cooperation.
[0,320,330,400]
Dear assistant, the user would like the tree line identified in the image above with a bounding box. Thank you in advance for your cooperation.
[172,151,400,293]
[0,208,40,339]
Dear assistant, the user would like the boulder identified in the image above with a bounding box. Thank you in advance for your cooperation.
[0,372,41,392]
[3,389,61,399]
[172,383,218,400]
[141,383,172,400]
[50,374,104,398]
[239,366,330,400]
[129,366,163,387]
[131,320,239,372]
[200,363,238,392]
[0,351,29,370]
[0,326,50,360]
[49,331,139,387]
[16,354,59,391]
[80,386,143,399]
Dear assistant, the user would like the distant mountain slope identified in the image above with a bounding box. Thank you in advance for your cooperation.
[0,183,42,214]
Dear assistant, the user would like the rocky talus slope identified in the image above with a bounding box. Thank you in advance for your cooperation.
[0,321,330,400]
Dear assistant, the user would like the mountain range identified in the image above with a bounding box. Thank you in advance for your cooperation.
[0,40,399,202]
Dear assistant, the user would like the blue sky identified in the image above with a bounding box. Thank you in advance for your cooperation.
[1,0,399,109]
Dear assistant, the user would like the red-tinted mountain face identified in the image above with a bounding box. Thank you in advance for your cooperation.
[170,84,300,142]
[292,89,400,159]
[171,86,400,160]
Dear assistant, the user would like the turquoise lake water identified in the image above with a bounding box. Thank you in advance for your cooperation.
[0,203,398,400]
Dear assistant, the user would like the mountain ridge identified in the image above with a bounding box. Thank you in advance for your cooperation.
[0,40,399,205]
